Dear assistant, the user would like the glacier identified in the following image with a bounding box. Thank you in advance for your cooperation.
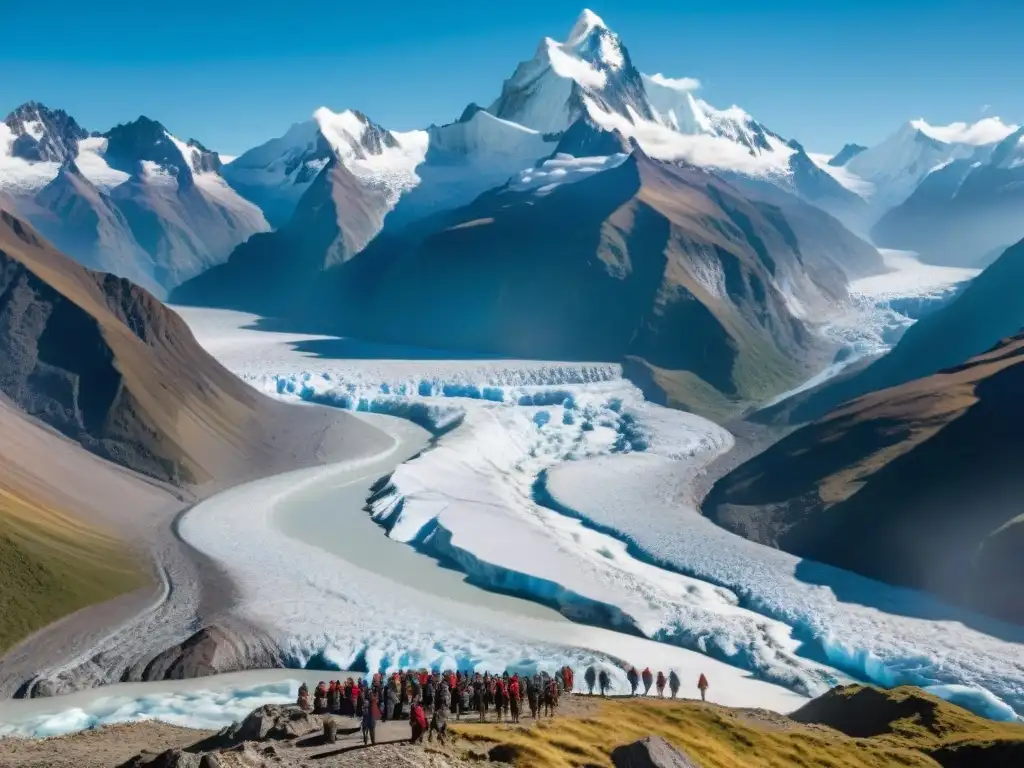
[178,307,1024,720]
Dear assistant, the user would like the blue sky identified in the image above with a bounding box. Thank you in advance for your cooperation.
[2,0,1019,155]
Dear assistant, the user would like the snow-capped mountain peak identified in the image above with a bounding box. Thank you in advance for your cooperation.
[489,8,652,134]
[313,107,401,162]
[566,8,607,44]
[3,101,88,163]
[103,116,195,181]
[839,116,1022,212]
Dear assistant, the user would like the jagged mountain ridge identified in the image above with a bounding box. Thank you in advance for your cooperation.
[217,9,871,239]
[0,103,268,295]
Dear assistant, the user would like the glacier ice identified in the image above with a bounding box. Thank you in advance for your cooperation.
[163,307,1024,724]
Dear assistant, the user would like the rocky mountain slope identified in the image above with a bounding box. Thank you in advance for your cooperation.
[1,104,268,295]
[337,146,879,415]
[0,208,386,488]
[178,127,882,417]
[173,154,393,313]
[0,207,390,654]
[704,332,1024,622]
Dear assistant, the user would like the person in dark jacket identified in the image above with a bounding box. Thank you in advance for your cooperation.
[656,671,667,698]
[428,683,451,744]
[543,678,558,717]
[475,679,486,722]
[627,667,639,697]
[526,677,540,718]
[598,669,611,697]
[584,666,596,696]
[362,692,381,745]
[668,670,681,699]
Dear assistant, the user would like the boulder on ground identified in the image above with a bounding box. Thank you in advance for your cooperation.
[611,735,701,768]
[119,749,203,768]
[226,704,324,742]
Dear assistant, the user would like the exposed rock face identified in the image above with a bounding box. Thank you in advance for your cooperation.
[0,208,388,490]
[828,143,867,167]
[318,149,862,416]
[139,625,284,682]
[705,333,1024,622]
[554,116,633,157]
[611,735,701,768]
[4,102,88,163]
[29,160,159,292]
[104,117,194,181]
[172,156,391,313]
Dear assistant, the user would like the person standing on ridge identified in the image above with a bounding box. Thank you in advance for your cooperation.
[362,689,380,746]
[697,673,709,702]
[641,667,653,696]
[509,676,521,723]
[627,666,639,696]
[656,671,666,698]
[585,666,596,695]
[410,700,427,743]
[668,670,680,699]
[598,669,611,697]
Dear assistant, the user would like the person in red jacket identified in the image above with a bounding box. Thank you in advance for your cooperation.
[564,666,574,694]
[641,667,653,696]
[410,701,427,743]
[509,677,521,723]
[697,673,709,702]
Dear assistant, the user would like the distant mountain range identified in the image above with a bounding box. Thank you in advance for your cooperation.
[4,9,1018,298]
[1,103,268,296]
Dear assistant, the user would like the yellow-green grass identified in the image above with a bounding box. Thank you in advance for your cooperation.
[450,687,1024,768]
[0,483,147,654]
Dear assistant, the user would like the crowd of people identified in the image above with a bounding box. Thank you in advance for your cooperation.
[296,665,709,746]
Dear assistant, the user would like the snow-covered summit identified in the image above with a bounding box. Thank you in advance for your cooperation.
[489,8,653,134]
[223,108,427,227]
[840,117,1020,211]
[3,101,89,164]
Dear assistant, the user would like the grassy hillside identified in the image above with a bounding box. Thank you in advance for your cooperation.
[450,685,1023,768]
[0,484,145,654]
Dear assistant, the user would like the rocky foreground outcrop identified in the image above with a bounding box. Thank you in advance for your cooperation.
[610,736,700,768]
[5,686,1022,768]
[119,704,473,768]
